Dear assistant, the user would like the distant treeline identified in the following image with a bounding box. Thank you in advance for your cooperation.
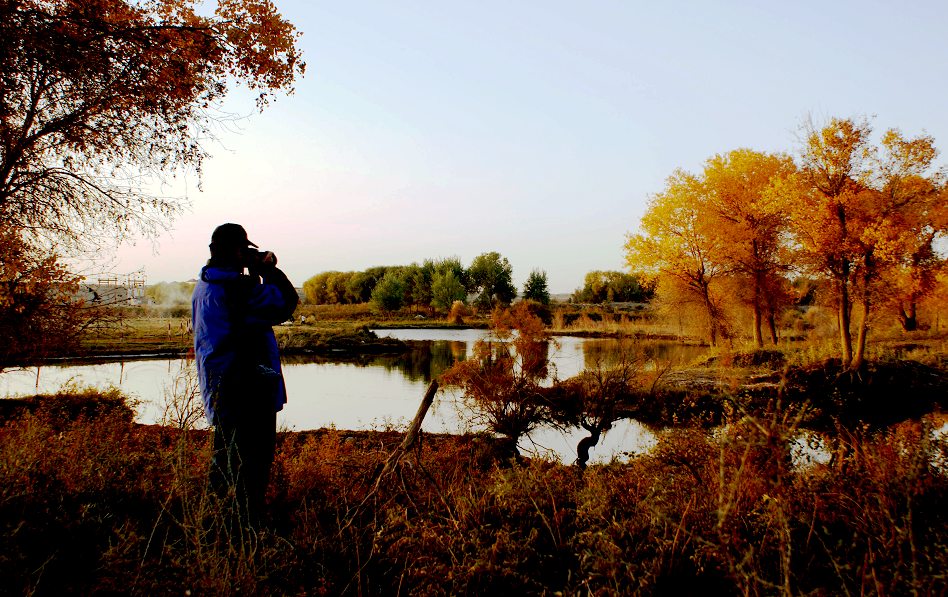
[303,253,533,312]
[141,267,652,314]
[570,271,655,303]
[303,253,656,312]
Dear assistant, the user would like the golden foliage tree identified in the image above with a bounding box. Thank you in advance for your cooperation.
[875,141,948,332]
[785,118,945,367]
[703,149,796,346]
[625,170,729,346]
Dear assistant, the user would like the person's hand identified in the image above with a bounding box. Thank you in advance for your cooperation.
[260,251,277,267]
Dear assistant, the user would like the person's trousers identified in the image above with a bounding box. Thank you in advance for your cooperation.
[210,400,277,527]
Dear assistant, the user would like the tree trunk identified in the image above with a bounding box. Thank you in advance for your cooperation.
[851,301,869,369]
[833,204,854,367]
[576,426,602,470]
[766,306,779,345]
[899,302,918,332]
[752,285,764,348]
[838,278,853,367]
[371,380,439,490]
[701,282,718,347]
[852,287,871,370]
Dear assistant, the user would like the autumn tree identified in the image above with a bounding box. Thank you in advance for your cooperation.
[888,189,948,331]
[546,352,660,469]
[468,252,516,310]
[327,272,354,304]
[0,225,85,370]
[522,269,551,305]
[779,118,872,366]
[625,170,729,346]
[876,144,948,332]
[303,271,349,305]
[0,0,304,251]
[703,149,796,346]
[786,118,945,367]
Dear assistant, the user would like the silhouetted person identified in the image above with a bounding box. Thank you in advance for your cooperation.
[192,223,298,526]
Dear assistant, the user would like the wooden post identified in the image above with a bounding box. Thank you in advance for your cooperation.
[339,381,442,533]
[372,380,439,490]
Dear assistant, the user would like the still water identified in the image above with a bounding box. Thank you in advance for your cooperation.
[0,329,708,463]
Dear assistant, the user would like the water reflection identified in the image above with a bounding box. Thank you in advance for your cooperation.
[370,340,468,383]
[370,329,709,383]
[1,330,715,464]
[281,340,468,384]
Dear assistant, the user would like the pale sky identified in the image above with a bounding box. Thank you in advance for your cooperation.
[112,0,948,293]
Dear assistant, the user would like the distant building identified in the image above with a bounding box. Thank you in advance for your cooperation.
[78,273,147,306]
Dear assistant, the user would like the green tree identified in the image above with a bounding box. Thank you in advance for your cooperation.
[522,269,551,305]
[468,252,516,310]
[371,269,406,312]
[403,263,431,312]
[345,271,373,304]
[433,257,468,290]
[431,270,467,310]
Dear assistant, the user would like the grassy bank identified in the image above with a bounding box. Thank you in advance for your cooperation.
[68,302,666,362]
[73,315,408,362]
[1,387,945,595]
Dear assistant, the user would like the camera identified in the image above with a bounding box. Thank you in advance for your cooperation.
[242,247,263,264]
[242,247,276,268]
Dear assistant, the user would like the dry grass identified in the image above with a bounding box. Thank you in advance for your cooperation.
[0,384,945,595]
[549,304,691,340]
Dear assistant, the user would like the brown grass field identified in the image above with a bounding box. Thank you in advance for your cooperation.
[0,364,946,595]
[3,303,946,593]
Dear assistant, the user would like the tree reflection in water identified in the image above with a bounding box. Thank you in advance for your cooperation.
[372,341,469,382]
[283,338,704,386]
[280,340,468,383]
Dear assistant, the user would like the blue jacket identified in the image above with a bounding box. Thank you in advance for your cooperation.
[192,264,298,423]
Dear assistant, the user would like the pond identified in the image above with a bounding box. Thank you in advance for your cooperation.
[0,329,709,464]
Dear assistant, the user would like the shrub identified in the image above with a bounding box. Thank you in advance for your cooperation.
[441,302,550,459]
